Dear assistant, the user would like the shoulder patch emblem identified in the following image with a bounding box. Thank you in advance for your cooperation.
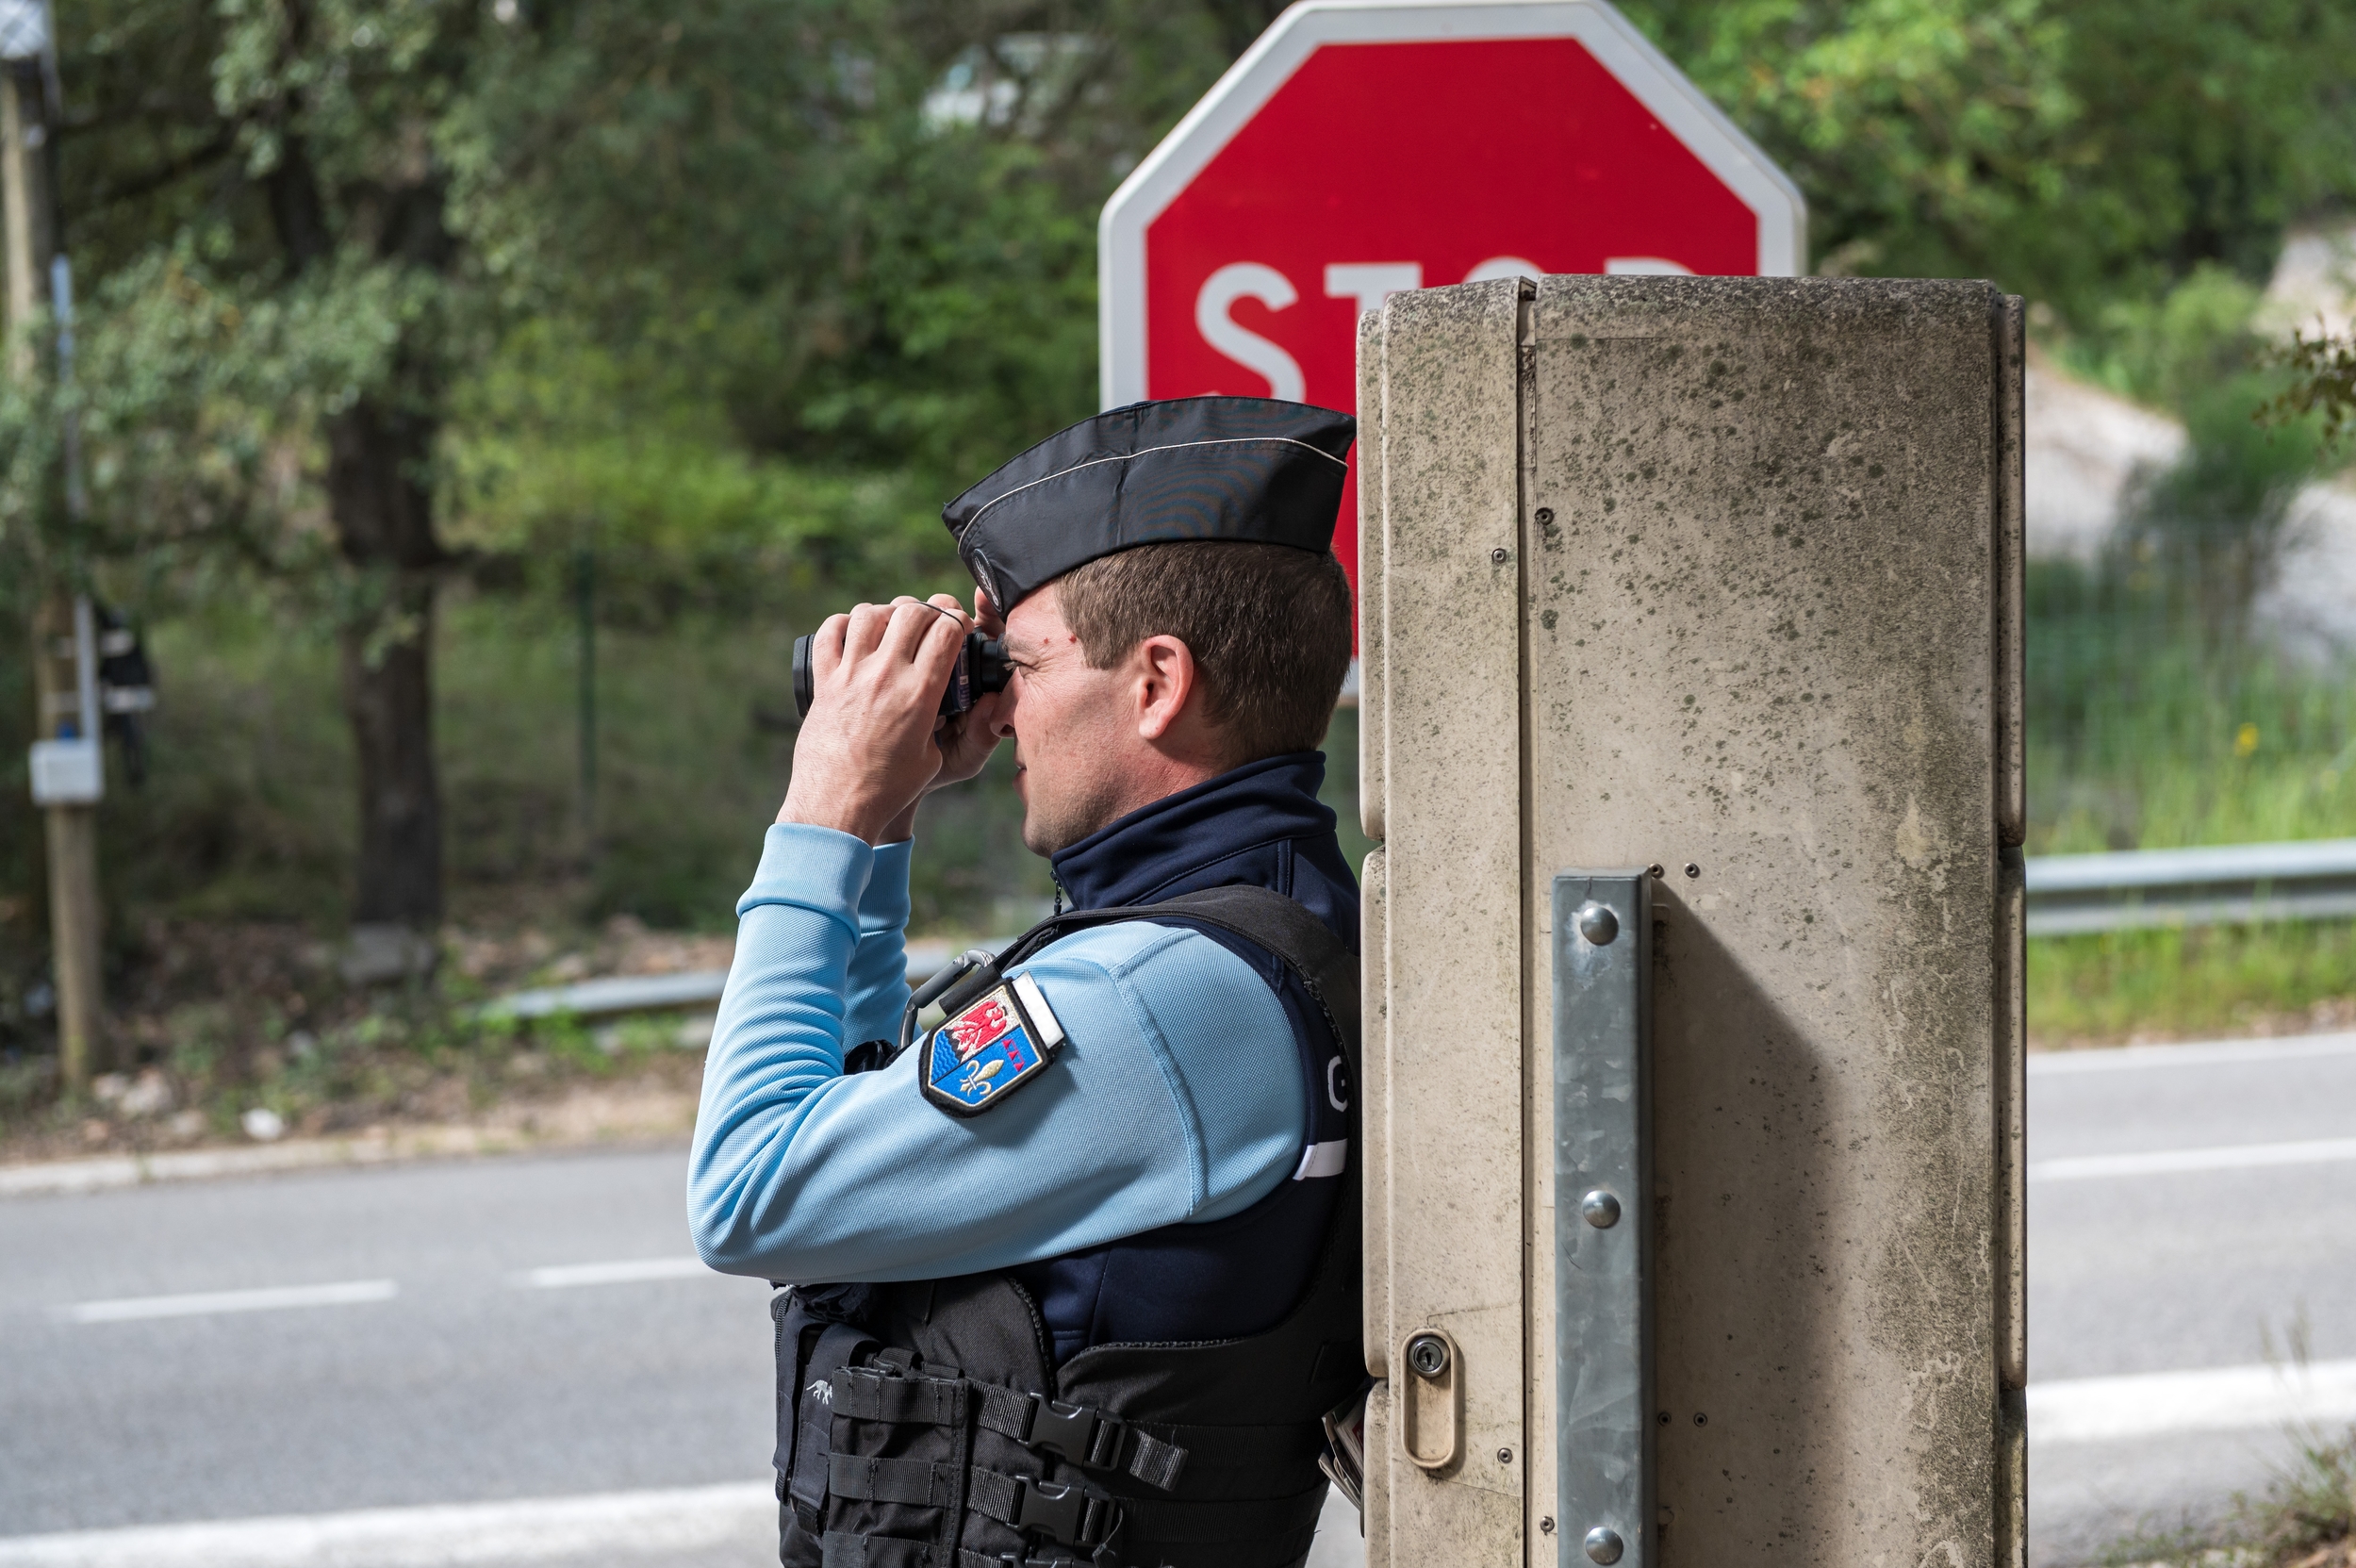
[921,972,1066,1116]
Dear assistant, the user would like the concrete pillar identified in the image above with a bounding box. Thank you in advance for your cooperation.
[1359,274,2027,1567]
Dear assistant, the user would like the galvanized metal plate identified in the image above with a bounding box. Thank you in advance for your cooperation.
[1554,871,1653,1568]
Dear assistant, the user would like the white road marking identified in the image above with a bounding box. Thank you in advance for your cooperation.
[519,1257,710,1289]
[2029,1135,2356,1181]
[62,1279,398,1324]
[2030,1031,2356,1075]
[2032,1357,2356,1444]
[0,1481,774,1568]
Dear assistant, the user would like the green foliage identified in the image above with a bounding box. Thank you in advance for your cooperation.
[2030,922,2356,1044]
[436,1,1231,492]
[2119,383,2327,637]
[1623,0,2356,322]
[2026,560,2356,855]
[35,586,1050,933]
[440,323,957,615]
[2266,329,2356,450]
[11,0,2356,1069]
[2026,549,2356,1042]
[2056,263,2268,410]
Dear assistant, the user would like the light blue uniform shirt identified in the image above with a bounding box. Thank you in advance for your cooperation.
[688,823,1307,1283]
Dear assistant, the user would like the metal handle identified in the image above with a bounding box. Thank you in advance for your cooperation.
[1399,1327,1462,1470]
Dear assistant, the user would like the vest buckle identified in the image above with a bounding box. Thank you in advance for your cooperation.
[1025,1395,1124,1469]
[1012,1476,1083,1543]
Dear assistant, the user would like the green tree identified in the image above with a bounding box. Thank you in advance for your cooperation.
[31,0,1240,929]
[1623,0,2356,325]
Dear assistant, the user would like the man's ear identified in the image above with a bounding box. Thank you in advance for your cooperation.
[1131,634,1199,743]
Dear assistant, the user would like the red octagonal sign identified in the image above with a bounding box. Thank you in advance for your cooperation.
[1099,0,1805,589]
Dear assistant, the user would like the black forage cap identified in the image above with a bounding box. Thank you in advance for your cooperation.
[942,396,1356,613]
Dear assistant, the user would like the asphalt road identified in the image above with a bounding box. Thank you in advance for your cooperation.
[2028,1033,2356,1564]
[4,1032,2354,1566]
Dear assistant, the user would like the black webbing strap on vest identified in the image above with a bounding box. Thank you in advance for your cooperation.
[818,1534,1115,1568]
[832,1368,1188,1493]
[790,1323,880,1528]
[827,1458,1121,1551]
[972,1385,1186,1492]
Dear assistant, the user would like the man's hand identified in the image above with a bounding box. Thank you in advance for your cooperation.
[926,587,1008,792]
[780,597,970,844]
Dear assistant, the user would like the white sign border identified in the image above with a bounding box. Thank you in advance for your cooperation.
[1097,0,1809,407]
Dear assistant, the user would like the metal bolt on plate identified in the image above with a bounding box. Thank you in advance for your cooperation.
[1406,1332,1450,1378]
[1491,547,1509,564]
[1647,863,1664,879]
[1536,506,1555,525]
[1692,1411,1707,1427]
[1540,1516,1556,1535]
[1580,1189,1622,1229]
[1576,901,1619,946]
[1683,862,1701,878]
[1499,1446,1513,1463]
[1585,1527,1625,1564]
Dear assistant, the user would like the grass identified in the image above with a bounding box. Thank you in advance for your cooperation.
[2101,1425,2356,1567]
[2023,556,2356,1043]
[2024,560,2356,857]
[2030,924,2356,1045]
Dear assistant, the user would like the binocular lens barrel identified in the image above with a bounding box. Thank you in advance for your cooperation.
[791,631,1012,721]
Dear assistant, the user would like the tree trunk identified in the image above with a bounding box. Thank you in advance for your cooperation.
[328,396,445,926]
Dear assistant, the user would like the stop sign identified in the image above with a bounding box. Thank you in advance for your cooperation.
[1098,0,1805,586]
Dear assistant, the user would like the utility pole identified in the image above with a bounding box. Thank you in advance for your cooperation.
[3,1,104,1093]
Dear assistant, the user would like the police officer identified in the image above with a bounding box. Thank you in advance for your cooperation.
[690,396,1362,1568]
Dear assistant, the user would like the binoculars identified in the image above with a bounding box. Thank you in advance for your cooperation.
[792,629,1013,720]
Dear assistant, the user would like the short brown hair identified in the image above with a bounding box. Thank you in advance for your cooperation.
[1056,541,1353,763]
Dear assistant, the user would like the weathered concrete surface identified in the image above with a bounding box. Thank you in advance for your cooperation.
[1522,273,2017,1566]
[1360,278,1531,1567]
[1364,274,2023,1566]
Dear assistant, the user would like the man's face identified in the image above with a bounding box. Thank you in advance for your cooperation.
[989,584,1144,857]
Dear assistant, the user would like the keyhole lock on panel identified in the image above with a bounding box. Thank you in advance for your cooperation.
[1399,1328,1463,1470]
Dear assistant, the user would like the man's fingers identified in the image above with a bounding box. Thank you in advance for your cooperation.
[876,599,947,663]
[908,601,969,688]
[973,588,1003,636]
[841,602,894,665]
[811,612,851,685]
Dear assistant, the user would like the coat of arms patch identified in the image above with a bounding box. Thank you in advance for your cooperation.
[920,971,1067,1116]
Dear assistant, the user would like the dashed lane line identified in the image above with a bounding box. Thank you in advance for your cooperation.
[60,1279,398,1324]
[0,1481,775,1568]
[2033,1357,2356,1444]
[2028,1135,2356,1181]
[519,1258,711,1289]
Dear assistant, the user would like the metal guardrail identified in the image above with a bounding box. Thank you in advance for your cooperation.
[2026,838,2356,936]
[479,938,992,1022]
[477,842,2356,1018]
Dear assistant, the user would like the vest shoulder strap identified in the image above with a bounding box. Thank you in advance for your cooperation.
[899,884,1359,1065]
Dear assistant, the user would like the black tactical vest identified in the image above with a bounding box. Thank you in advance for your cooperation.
[769,885,1363,1568]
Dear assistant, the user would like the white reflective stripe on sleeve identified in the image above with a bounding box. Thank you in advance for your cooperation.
[1292,1140,1348,1180]
[1011,971,1065,1048]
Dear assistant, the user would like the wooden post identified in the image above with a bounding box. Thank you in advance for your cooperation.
[0,67,29,377]
[8,63,105,1088]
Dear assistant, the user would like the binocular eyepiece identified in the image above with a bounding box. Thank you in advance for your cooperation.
[792,629,1013,720]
